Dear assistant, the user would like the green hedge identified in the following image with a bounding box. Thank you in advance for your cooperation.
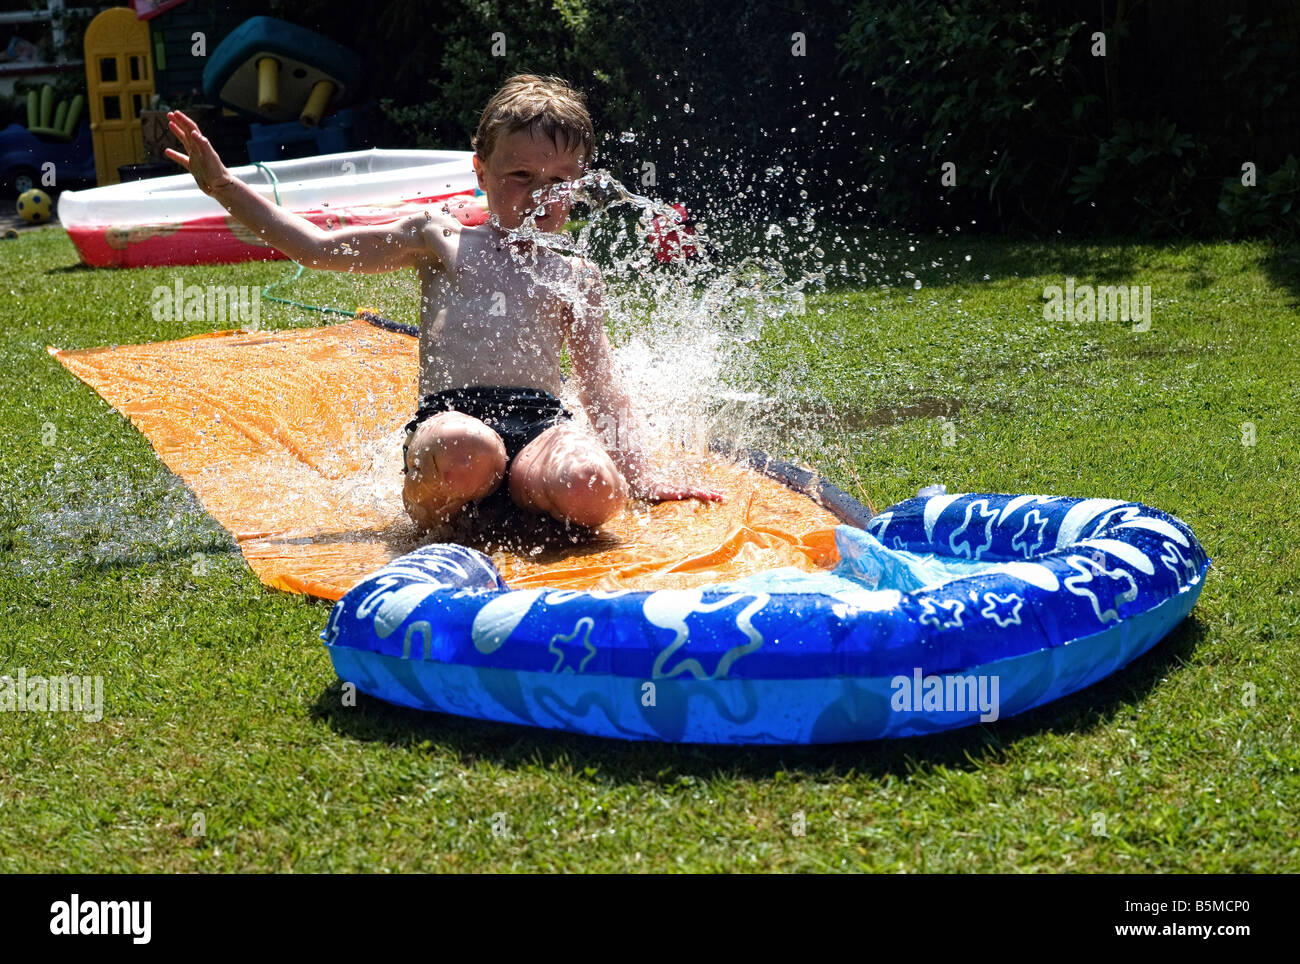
[837,0,1300,237]
[40,0,1297,238]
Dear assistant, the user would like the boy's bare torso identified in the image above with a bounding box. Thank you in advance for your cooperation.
[416,214,579,399]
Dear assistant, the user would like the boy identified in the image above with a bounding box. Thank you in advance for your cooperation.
[166,74,721,531]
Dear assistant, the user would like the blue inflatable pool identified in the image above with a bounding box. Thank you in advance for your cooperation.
[321,491,1209,743]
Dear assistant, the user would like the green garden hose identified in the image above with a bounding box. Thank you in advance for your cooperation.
[251,161,358,320]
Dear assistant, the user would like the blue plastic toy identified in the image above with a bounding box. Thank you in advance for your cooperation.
[245,107,359,163]
[202,16,364,125]
[0,86,97,197]
[322,491,1209,744]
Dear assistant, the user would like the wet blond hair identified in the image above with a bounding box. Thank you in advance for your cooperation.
[472,74,595,165]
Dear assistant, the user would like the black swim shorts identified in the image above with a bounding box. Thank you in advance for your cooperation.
[401,386,573,476]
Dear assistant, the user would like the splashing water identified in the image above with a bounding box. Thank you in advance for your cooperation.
[476,169,828,476]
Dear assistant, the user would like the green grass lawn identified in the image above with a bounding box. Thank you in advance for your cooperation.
[1,224,1297,872]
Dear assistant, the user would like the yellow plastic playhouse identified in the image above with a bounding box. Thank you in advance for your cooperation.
[83,7,155,185]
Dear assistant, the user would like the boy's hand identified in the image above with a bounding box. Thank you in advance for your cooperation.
[632,479,725,503]
[164,110,236,196]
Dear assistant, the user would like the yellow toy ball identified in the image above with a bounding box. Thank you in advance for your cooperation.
[16,188,52,224]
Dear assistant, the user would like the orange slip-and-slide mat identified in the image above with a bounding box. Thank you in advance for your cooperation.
[48,317,854,601]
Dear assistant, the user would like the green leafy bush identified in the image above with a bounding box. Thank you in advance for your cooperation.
[1218,156,1300,242]
[372,0,644,156]
[837,0,1299,237]
[837,0,1096,232]
[1068,119,1207,236]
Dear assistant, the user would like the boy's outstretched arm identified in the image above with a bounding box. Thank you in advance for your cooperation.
[165,110,439,273]
[566,260,724,504]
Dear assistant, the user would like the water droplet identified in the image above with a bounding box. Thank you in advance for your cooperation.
[443,228,451,236]
[913,279,923,290]
[619,131,636,143]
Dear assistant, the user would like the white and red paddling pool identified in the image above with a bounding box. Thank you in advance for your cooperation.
[56,149,481,268]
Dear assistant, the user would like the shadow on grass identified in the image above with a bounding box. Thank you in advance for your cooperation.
[309,614,1207,785]
[1259,242,1300,307]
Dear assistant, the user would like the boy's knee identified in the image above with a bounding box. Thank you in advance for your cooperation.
[406,411,507,498]
[402,413,507,529]
[545,457,627,527]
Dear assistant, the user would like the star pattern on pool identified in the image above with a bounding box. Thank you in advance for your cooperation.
[1159,540,1198,587]
[918,597,965,629]
[549,617,597,674]
[949,499,996,560]
[1063,555,1138,623]
[980,592,1025,627]
[647,592,767,680]
[1011,510,1048,559]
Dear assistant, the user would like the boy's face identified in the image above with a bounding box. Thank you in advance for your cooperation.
[474,127,588,233]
